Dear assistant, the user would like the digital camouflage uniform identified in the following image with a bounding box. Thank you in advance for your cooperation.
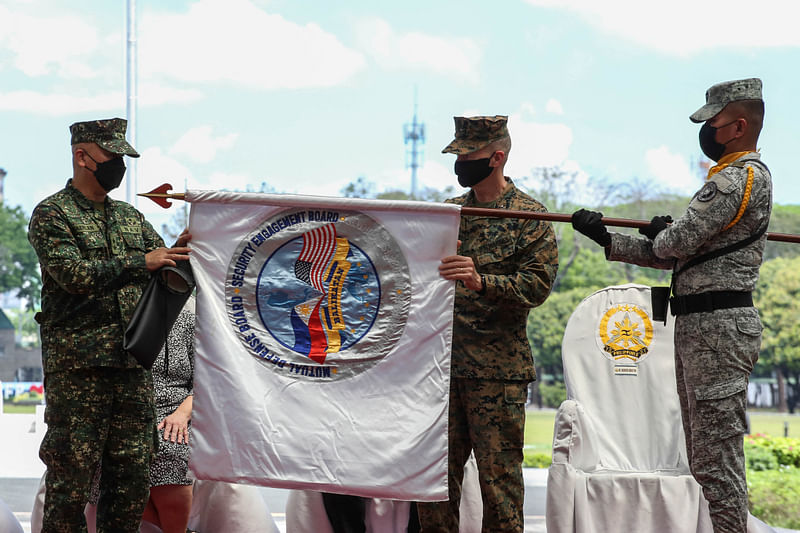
[28,118,164,533]
[418,116,559,533]
[607,147,771,532]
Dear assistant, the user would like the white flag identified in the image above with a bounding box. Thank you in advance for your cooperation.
[186,190,460,500]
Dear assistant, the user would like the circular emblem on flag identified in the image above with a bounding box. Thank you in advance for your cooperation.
[225,208,411,380]
[595,304,654,362]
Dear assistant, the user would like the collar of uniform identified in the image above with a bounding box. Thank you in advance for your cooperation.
[65,178,111,212]
[465,177,516,208]
[707,150,759,181]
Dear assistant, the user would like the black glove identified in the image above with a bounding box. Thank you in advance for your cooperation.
[638,215,673,240]
[572,209,611,247]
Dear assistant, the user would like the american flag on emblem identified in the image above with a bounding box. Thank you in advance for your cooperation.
[294,223,337,292]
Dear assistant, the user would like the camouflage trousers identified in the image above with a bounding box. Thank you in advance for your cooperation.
[674,307,761,533]
[418,378,528,533]
[39,367,156,533]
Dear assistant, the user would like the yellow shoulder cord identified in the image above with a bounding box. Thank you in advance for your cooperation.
[723,166,753,231]
[705,151,755,231]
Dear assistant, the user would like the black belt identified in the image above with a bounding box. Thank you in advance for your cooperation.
[670,291,753,316]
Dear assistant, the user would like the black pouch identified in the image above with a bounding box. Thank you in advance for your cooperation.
[651,286,670,325]
[124,260,195,369]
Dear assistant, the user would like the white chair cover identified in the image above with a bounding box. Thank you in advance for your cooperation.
[545,284,774,533]
[186,480,280,533]
[0,497,23,533]
[286,452,483,533]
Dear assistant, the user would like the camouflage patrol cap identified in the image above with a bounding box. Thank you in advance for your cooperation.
[69,118,140,157]
[442,115,509,154]
[690,78,763,123]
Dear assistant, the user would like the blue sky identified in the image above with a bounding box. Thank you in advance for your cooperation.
[1,0,799,233]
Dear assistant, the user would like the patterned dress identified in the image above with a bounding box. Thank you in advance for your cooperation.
[87,304,196,502]
[150,306,195,487]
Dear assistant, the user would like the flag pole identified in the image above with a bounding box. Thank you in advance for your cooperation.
[138,184,800,244]
[138,183,185,208]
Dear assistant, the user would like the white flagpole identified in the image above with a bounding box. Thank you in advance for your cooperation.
[126,0,138,207]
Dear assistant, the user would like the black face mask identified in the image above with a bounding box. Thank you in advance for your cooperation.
[454,154,494,188]
[698,120,737,162]
[86,153,127,192]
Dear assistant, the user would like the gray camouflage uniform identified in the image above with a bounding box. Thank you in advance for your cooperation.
[28,119,163,533]
[607,149,771,532]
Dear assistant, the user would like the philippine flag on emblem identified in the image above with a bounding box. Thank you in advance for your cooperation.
[291,223,353,363]
[186,190,460,500]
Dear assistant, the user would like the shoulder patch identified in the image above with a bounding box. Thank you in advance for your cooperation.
[710,169,737,193]
[695,181,718,202]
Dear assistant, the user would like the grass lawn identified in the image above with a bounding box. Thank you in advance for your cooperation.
[1,403,37,414]
[525,410,556,453]
[6,402,800,442]
[747,410,800,438]
[524,408,800,452]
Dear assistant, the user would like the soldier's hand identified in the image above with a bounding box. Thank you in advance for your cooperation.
[439,255,483,292]
[639,215,673,240]
[174,228,192,247]
[145,246,191,271]
[572,209,611,247]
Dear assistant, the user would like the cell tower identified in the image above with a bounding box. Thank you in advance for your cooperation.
[403,89,425,198]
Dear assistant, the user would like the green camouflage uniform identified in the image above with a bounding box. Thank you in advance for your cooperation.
[418,130,558,533]
[29,119,162,533]
[605,79,771,533]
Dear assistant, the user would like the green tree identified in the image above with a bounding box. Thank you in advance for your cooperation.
[341,175,456,202]
[341,176,376,199]
[527,286,599,387]
[160,205,189,245]
[554,248,617,291]
[4,308,40,347]
[0,204,41,309]
[377,186,457,202]
[754,256,800,413]
[523,167,613,290]
[764,204,800,261]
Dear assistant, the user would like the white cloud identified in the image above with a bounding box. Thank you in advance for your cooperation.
[644,145,700,195]
[505,110,575,172]
[170,126,239,163]
[520,102,537,116]
[140,0,366,89]
[0,90,125,115]
[0,5,99,78]
[436,103,588,199]
[136,147,262,201]
[131,148,253,231]
[524,0,800,55]
[0,0,364,116]
[202,171,263,194]
[271,172,363,198]
[0,83,204,116]
[501,106,596,206]
[354,17,482,81]
[138,83,204,108]
[134,148,195,215]
[365,160,457,196]
[417,161,459,192]
[545,98,564,115]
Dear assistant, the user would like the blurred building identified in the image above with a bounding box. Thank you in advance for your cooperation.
[0,308,42,382]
